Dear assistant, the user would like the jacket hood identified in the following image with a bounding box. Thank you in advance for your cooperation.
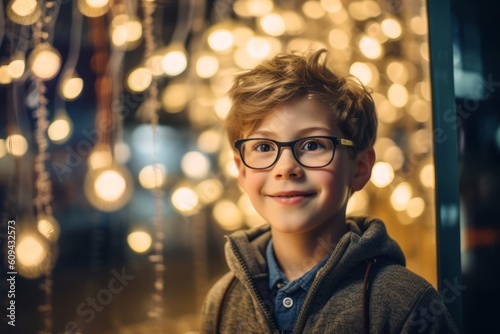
[224,216,406,284]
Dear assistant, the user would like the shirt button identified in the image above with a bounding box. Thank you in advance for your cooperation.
[283,297,294,308]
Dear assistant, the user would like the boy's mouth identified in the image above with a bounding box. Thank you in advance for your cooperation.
[269,191,315,198]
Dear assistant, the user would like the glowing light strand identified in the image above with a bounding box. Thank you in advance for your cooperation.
[31,0,62,332]
[142,0,165,327]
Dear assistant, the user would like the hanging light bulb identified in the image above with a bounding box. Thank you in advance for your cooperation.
[78,0,113,17]
[6,133,28,157]
[6,0,41,25]
[29,43,62,80]
[60,74,84,100]
[48,110,73,144]
[84,164,134,212]
[127,230,152,253]
[8,55,26,79]
[37,215,61,243]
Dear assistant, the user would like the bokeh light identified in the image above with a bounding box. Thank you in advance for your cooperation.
[138,164,166,189]
[213,200,244,231]
[29,44,62,80]
[181,151,211,179]
[6,134,28,157]
[171,187,199,214]
[371,162,394,188]
[48,113,73,143]
[390,182,413,211]
[127,230,152,253]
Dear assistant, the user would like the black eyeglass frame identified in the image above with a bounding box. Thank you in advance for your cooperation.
[234,136,356,170]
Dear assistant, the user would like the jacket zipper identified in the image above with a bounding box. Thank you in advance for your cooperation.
[292,238,348,334]
[228,237,280,334]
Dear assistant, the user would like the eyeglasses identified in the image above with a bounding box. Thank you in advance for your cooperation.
[234,136,356,170]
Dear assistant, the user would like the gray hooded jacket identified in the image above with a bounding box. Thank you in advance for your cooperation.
[201,217,459,333]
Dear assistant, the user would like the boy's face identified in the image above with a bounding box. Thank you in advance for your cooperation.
[234,97,374,235]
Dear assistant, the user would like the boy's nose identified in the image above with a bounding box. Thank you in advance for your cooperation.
[272,148,304,179]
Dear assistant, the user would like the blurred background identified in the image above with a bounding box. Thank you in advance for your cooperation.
[0,0,498,333]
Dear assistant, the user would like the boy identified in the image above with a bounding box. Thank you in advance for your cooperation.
[201,50,458,333]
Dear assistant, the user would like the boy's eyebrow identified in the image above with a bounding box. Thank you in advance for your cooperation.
[248,127,336,138]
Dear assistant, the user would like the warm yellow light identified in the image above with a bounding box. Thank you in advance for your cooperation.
[196,179,224,204]
[127,230,152,253]
[386,61,409,84]
[377,99,398,124]
[0,139,6,158]
[61,76,84,100]
[138,164,166,189]
[359,36,382,59]
[0,65,12,84]
[247,36,271,59]
[383,146,404,170]
[320,0,342,13]
[415,81,431,101]
[260,13,286,36]
[11,0,37,16]
[282,11,305,35]
[420,42,430,62]
[88,147,112,170]
[420,164,435,188]
[371,162,394,188]
[381,18,403,39]
[30,44,61,80]
[407,197,425,218]
[171,187,199,214]
[181,151,210,179]
[112,25,128,47]
[94,170,126,202]
[214,96,232,120]
[346,189,369,215]
[196,55,219,78]
[390,182,413,211]
[349,62,372,86]
[329,29,350,50]
[208,29,234,52]
[161,50,187,76]
[48,115,73,143]
[8,59,25,79]
[18,235,46,267]
[410,16,427,35]
[409,99,431,123]
[161,82,190,113]
[6,134,28,157]
[37,215,60,243]
[233,0,274,17]
[126,20,142,42]
[213,200,244,231]
[302,0,326,19]
[198,129,222,153]
[348,1,379,21]
[114,141,131,165]
[388,83,409,108]
[365,22,387,44]
[127,67,152,92]
[146,54,164,77]
[232,26,255,47]
[86,0,109,8]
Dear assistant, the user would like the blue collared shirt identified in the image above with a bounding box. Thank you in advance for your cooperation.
[266,239,328,333]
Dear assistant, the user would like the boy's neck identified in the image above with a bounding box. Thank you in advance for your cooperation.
[271,219,348,282]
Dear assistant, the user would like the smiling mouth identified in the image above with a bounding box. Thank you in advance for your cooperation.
[269,192,315,198]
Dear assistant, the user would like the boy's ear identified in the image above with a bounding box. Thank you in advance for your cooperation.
[350,147,375,192]
[233,152,247,188]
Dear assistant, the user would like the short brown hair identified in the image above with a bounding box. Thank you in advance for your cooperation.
[225,49,377,157]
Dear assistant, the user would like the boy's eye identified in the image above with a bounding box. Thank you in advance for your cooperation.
[252,141,275,152]
[300,139,326,151]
